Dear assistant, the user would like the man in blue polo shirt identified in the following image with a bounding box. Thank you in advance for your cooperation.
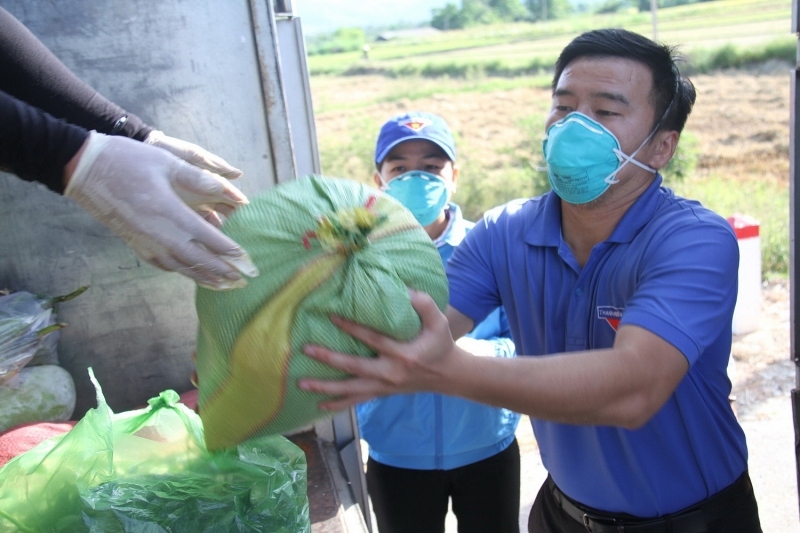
[300,29,762,532]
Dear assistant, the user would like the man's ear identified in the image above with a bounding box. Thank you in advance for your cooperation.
[450,164,459,194]
[647,129,680,170]
[373,170,383,188]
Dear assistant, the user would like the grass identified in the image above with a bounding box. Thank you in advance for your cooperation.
[310,0,793,278]
[310,75,553,114]
[306,0,791,76]
[314,76,790,277]
[317,115,385,182]
[672,176,789,279]
[315,91,542,213]
[686,37,795,74]
[318,120,790,278]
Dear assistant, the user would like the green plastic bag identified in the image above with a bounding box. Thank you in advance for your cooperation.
[196,176,449,450]
[0,370,310,533]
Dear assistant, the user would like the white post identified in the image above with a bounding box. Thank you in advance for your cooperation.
[651,0,659,41]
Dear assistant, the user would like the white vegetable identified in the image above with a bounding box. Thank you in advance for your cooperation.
[0,365,76,432]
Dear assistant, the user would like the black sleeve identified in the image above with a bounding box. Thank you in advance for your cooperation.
[0,88,89,193]
[0,7,153,141]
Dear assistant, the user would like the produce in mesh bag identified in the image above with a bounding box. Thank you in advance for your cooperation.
[196,175,449,450]
[0,369,310,533]
[0,286,88,382]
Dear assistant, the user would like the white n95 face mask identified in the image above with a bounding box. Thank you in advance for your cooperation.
[542,113,658,204]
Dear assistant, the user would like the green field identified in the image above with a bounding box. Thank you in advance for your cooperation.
[309,0,793,277]
[308,0,791,77]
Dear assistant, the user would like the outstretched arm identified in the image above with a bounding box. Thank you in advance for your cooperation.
[0,88,87,192]
[0,91,257,289]
[63,132,257,290]
[0,7,152,141]
[299,289,688,428]
[0,6,242,179]
[0,8,257,289]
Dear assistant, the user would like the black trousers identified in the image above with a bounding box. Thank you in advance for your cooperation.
[528,471,762,533]
[366,438,521,533]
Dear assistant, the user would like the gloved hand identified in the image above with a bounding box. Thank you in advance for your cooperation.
[144,130,243,179]
[65,131,259,290]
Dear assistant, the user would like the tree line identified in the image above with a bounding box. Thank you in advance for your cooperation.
[432,0,713,30]
[305,0,714,55]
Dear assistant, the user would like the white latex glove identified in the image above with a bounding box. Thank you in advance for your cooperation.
[65,131,259,290]
[144,130,243,179]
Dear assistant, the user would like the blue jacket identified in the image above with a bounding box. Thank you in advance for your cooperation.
[356,203,520,470]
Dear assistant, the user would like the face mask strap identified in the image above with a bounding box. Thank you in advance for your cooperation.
[606,143,651,185]
[610,146,658,178]
[637,79,679,149]
[608,77,680,183]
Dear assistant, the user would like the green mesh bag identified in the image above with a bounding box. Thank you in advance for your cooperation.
[195,176,449,450]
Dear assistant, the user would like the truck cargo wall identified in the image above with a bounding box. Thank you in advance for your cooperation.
[0,0,281,416]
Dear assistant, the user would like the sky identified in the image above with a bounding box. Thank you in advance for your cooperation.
[292,0,452,35]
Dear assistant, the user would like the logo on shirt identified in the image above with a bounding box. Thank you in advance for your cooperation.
[400,117,432,132]
[597,306,624,331]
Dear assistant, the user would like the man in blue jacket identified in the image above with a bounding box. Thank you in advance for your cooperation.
[356,111,521,533]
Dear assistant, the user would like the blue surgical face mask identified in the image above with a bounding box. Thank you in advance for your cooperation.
[380,171,450,226]
[542,112,658,204]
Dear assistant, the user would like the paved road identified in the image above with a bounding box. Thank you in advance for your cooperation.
[740,394,800,532]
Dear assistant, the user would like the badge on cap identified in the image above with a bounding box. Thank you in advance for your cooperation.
[400,117,432,132]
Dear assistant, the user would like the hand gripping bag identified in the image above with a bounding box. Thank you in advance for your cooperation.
[195,176,449,450]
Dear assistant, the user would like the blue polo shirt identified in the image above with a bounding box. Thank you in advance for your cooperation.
[446,176,747,517]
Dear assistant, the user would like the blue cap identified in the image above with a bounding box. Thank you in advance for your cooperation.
[374,112,456,164]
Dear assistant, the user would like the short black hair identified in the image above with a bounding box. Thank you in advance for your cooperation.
[552,29,696,134]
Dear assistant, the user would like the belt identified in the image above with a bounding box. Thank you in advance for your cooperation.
[549,472,751,533]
